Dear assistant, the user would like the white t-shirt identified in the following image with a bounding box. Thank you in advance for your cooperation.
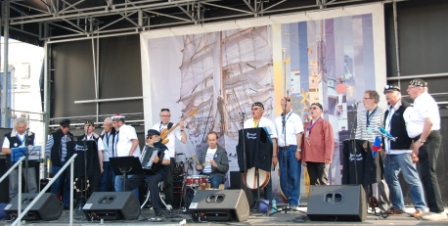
[243,117,277,138]
[405,92,441,138]
[274,111,304,147]
[202,147,217,174]
[152,122,182,158]
[115,124,141,157]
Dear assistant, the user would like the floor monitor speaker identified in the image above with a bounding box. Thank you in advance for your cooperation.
[190,189,249,222]
[83,192,141,221]
[307,185,366,221]
[4,193,62,221]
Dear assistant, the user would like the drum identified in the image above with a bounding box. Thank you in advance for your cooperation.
[185,175,208,187]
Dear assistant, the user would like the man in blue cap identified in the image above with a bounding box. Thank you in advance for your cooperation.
[382,85,426,217]
[45,118,74,209]
[126,129,170,216]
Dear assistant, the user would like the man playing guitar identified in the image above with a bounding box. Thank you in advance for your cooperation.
[152,108,187,207]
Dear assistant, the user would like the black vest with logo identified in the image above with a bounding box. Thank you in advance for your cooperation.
[4,131,35,166]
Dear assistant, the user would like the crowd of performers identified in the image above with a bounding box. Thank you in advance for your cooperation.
[2,79,446,221]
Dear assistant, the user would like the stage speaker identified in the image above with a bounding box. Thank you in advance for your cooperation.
[307,185,366,221]
[4,193,62,221]
[83,192,141,221]
[229,171,254,207]
[190,189,249,222]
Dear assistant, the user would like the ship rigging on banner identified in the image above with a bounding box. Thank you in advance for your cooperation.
[177,26,274,160]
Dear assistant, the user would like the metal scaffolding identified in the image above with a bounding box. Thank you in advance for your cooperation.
[4,0,380,42]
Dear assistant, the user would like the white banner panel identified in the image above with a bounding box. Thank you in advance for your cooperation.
[141,2,386,205]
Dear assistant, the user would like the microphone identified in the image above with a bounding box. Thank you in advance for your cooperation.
[352,101,361,108]
[376,126,397,141]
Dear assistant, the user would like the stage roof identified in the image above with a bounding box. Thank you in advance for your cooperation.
[3,0,383,46]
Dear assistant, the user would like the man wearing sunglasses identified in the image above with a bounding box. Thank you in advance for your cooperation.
[382,85,426,218]
[405,79,446,221]
[243,101,278,207]
[301,102,334,186]
[127,129,170,217]
[45,119,74,209]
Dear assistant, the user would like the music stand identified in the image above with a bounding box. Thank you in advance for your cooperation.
[110,157,144,191]
[11,146,41,192]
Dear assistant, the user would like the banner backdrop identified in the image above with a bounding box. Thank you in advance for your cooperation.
[141,3,386,205]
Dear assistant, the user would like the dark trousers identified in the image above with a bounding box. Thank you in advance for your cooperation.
[306,162,329,185]
[127,173,165,210]
[163,158,175,205]
[416,131,444,213]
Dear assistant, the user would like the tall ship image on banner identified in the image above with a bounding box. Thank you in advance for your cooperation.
[177,26,274,171]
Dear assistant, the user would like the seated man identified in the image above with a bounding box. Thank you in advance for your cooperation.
[196,131,229,188]
[125,129,170,216]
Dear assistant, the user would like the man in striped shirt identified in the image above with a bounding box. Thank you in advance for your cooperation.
[45,119,74,209]
[355,90,390,213]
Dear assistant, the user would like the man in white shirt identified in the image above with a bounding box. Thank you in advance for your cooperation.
[243,102,277,206]
[2,118,37,200]
[406,79,446,221]
[111,114,141,192]
[274,97,303,211]
[152,108,186,207]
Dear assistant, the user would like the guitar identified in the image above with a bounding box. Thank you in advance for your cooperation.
[242,167,270,190]
[192,154,210,167]
[160,108,198,144]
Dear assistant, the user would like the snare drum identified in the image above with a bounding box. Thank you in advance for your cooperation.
[185,175,208,187]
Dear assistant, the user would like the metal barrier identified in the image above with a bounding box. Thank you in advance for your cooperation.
[11,154,77,226]
[0,156,25,225]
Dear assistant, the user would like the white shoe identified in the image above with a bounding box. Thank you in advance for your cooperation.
[165,204,173,211]
[290,205,300,211]
[421,212,447,221]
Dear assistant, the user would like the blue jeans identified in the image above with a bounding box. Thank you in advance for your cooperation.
[200,173,224,189]
[115,175,139,200]
[278,145,301,206]
[100,162,115,191]
[50,165,71,207]
[384,153,426,211]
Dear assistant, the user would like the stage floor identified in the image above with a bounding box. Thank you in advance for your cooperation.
[1,207,447,226]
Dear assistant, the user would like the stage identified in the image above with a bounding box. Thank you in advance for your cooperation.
[1,207,446,226]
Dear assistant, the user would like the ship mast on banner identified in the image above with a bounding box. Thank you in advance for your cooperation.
[177,26,274,157]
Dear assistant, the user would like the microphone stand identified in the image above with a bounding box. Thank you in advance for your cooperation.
[351,103,375,213]
[349,103,359,185]
[24,128,30,193]
[281,105,291,212]
[77,126,89,213]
